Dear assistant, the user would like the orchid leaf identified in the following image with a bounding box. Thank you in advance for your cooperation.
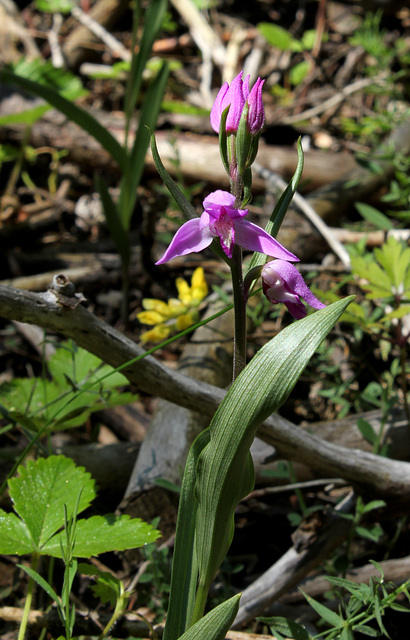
[150,132,198,221]
[96,176,130,269]
[163,430,210,640]
[120,61,169,227]
[193,296,354,612]
[176,594,240,640]
[247,137,304,274]
[124,0,168,125]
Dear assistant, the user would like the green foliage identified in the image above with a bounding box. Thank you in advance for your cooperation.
[355,202,394,231]
[176,594,240,640]
[352,236,409,298]
[349,11,393,67]
[0,455,159,557]
[261,564,410,640]
[0,341,136,432]
[163,297,353,638]
[257,24,326,53]
[35,0,74,13]
[0,58,87,127]
[138,538,172,620]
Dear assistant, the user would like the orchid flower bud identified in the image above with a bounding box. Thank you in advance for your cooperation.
[261,260,326,319]
[210,72,265,136]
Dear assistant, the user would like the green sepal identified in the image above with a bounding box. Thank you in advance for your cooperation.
[193,296,354,613]
[150,132,198,221]
[235,101,251,175]
[243,265,263,299]
[246,131,262,168]
[218,105,231,177]
[242,167,253,206]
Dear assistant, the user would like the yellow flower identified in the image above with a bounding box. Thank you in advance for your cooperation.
[137,267,208,343]
[140,324,171,343]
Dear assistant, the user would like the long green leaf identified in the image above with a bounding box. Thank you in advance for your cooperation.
[150,132,198,220]
[120,61,170,227]
[177,594,240,640]
[163,430,210,640]
[96,176,130,268]
[124,0,168,129]
[0,69,127,172]
[19,564,61,605]
[193,296,354,614]
[246,137,304,273]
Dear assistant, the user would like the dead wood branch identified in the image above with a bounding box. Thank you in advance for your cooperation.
[282,555,410,603]
[1,284,410,504]
[233,495,355,627]
[63,0,129,69]
[0,605,274,639]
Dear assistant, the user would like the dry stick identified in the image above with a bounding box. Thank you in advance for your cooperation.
[253,162,351,267]
[0,605,273,640]
[70,5,131,62]
[282,555,410,603]
[283,74,388,124]
[233,494,355,627]
[170,0,226,68]
[1,284,410,503]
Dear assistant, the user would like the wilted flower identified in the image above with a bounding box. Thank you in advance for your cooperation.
[156,190,298,264]
[137,267,208,343]
[261,260,326,319]
[210,71,265,135]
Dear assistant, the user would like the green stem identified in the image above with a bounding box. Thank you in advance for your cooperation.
[18,554,39,640]
[98,593,127,640]
[230,244,247,381]
[189,579,209,627]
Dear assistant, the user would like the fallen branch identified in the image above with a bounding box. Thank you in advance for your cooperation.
[1,283,410,504]
[0,605,274,639]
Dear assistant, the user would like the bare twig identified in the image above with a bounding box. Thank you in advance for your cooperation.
[1,284,410,503]
[233,494,355,627]
[283,74,388,124]
[70,5,131,62]
[253,162,351,267]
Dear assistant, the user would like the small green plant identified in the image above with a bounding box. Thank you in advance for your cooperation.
[0,455,160,639]
[260,562,410,640]
[0,340,136,434]
[0,0,170,320]
[257,23,327,87]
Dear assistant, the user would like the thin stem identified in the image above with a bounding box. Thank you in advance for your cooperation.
[189,579,209,627]
[18,553,39,640]
[230,244,247,381]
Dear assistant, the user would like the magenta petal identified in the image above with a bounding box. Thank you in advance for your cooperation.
[247,77,265,134]
[234,220,299,261]
[210,82,229,133]
[224,72,246,132]
[155,218,213,265]
[269,261,326,310]
[203,190,236,209]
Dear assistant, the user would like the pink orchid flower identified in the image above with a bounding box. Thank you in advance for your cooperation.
[210,71,265,135]
[261,260,326,319]
[156,191,298,264]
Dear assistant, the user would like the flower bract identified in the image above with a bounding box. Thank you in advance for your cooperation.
[156,191,298,264]
[261,260,326,319]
